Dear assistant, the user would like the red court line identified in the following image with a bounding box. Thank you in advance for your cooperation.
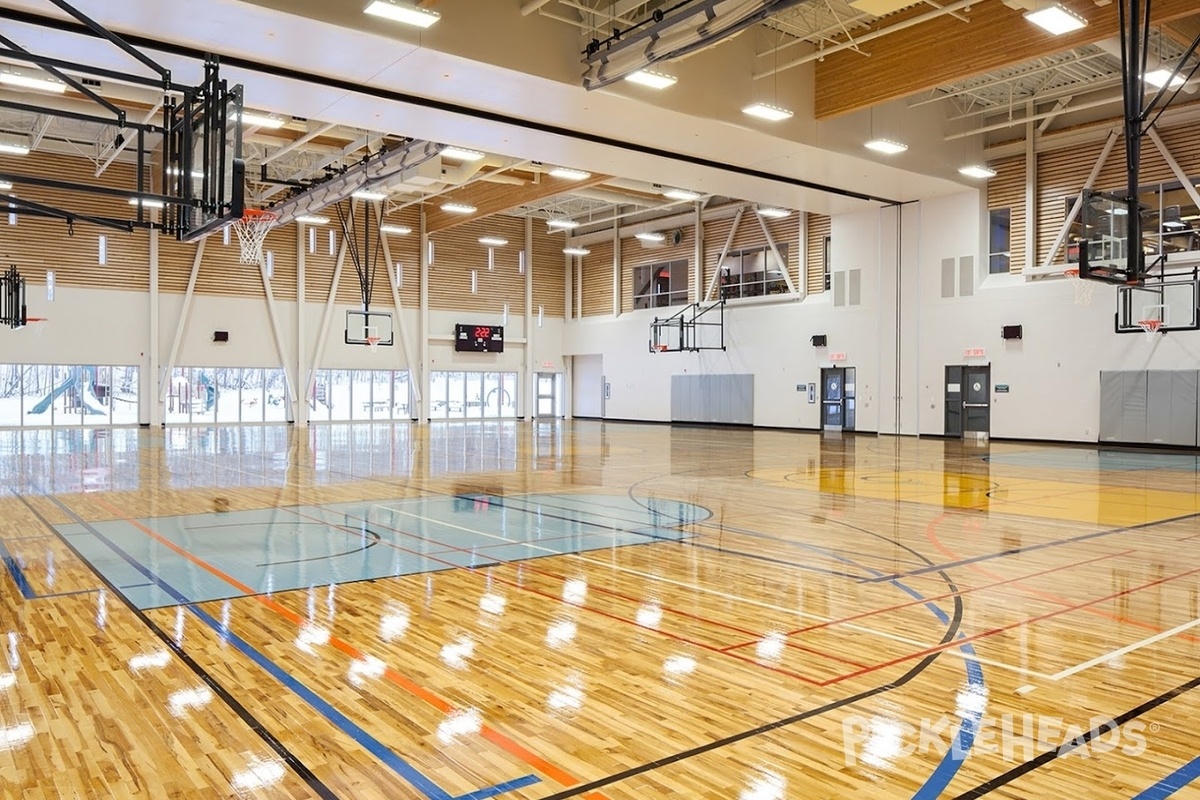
[716,549,1132,653]
[92,498,608,800]
[291,506,836,684]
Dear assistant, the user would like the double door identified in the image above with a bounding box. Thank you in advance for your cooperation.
[945,364,990,436]
[821,367,856,431]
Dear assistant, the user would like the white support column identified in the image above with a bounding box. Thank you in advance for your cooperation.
[756,212,798,295]
[419,208,431,422]
[296,222,308,427]
[260,263,296,416]
[704,207,744,301]
[160,238,205,400]
[1025,101,1036,273]
[693,201,703,303]
[524,217,534,421]
[1035,129,1118,272]
[375,203,422,410]
[612,223,621,318]
[307,235,349,399]
[148,225,160,426]
[1148,127,1200,218]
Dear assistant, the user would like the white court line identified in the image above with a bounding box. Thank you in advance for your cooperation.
[374,505,1049,678]
[1048,615,1200,681]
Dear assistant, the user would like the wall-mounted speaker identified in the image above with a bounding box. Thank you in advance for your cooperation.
[1001,325,1022,340]
[213,330,229,343]
[811,334,827,347]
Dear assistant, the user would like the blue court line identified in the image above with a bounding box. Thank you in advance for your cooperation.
[73,515,539,800]
[1132,755,1200,799]
[454,774,541,800]
[0,537,36,599]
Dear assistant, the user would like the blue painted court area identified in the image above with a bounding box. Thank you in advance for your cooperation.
[56,493,707,609]
[985,449,1200,472]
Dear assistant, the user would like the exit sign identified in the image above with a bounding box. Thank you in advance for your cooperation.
[829,352,848,362]
[963,347,986,358]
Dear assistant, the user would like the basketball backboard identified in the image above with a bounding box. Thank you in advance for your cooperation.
[1116,278,1199,333]
[346,310,394,347]
[169,68,245,242]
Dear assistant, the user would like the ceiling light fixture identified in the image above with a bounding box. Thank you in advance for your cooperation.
[380,224,412,235]
[351,190,388,201]
[662,188,701,201]
[1023,3,1087,35]
[548,167,592,180]
[0,181,12,191]
[441,202,477,214]
[958,165,997,179]
[1145,68,1186,89]
[0,136,31,156]
[128,197,165,209]
[546,218,579,230]
[167,166,206,179]
[239,111,286,129]
[478,236,508,247]
[363,0,440,28]
[742,102,793,122]
[440,146,485,161]
[757,207,792,219]
[563,246,591,256]
[635,231,666,242]
[865,138,909,155]
[625,69,677,89]
[0,71,66,94]
[296,215,330,225]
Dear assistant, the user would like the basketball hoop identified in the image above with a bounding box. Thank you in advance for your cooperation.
[1136,318,1163,342]
[365,335,381,351]
[232,208,277,265]
[364,326,381,351]
[17,316,48,337]
[652,343,668,353]
[1063,268,1094,307]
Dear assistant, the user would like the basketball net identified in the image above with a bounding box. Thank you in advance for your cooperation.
[1137,318,1163,342]
[1063,268,1093,307]
[365,326,380,352]
[232,209,277,265]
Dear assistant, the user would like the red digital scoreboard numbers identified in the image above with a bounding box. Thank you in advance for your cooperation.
[455,324,505,352]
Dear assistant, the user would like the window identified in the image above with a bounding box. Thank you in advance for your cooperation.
[633,259,688,309]
[428,371,518,420]
[719,244,789,299]
[988,208,1011,274]
[0,364,139,427]
[823,235,832,291]
[308,369,410,422]
[165,367,291,424]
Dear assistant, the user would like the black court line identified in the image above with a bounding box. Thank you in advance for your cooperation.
[20,494,338,800]
[861,510,1200,584]
[0,9,900,207]
[952,672,1200,798]
[257,528,381,567]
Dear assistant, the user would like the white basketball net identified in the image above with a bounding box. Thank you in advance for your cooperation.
[365,326,381,351]
[1064,269,1093,307]
[1137,318,1163,342]
[232,211,277,265]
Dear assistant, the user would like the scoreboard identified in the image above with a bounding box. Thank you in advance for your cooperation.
[455,324,504,352]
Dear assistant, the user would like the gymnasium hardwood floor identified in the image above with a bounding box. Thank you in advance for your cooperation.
[2,420,1200,799]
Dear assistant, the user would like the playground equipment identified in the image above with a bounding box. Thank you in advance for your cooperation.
[167,371,216,413]
[28,367,107,416]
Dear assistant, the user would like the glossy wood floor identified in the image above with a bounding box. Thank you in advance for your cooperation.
[3,421,1200,799]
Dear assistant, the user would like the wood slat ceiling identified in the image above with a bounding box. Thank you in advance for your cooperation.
[425,173,611,233]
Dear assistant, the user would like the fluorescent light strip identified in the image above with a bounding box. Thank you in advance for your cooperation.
[625,70,677,89]
[865,138,908,155]
[440,146,485,161]
[479,236,508,247]
[441,202,477,214]
[167,166,206,179]
[0,72,66,93]
[352,190,388,201]
[549,167,591,180]
[563,246,590,256]
[757,207,792,219]
[635,231,665,242]
[958,165,997,179]
[363,0,440,28]
[0,143,30,156]
[240,112,286,129]
[546,218,579,230]
[663,188,700,201]
[742,102,793,122]
[1023,4,1087,35]
[0,181,11,191]
[295,215,330,225]
[128,197,165,209]
[380,224,412,235]
[1145,69,1186,89]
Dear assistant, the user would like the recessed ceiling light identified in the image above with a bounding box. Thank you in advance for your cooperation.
[563,246,591,256]
[742,102,794,122]
[865,138,908,155]
[167,166,206,179]
[0,181,11,190]
[0,137,30,156]
[1023,3,1087,35]
[0,71,66,94]
[441,202,477,214]
[296,215,330,225]
[958,165,997,179]
[548,167,592,180]
[478,236,508,247]
[128,197,165,209]
[662,188,701,201]
[352,190,388,201]
[440,146,485,161]
[380,224,412,235]
[240,112,286,129]
[1145,68,1186,89]
[635,231,666,242]
[363,0,440,28]
[546,218,579,230]
[1110,206,1129,216]
[625,70,677,89]
[757,207,792,219]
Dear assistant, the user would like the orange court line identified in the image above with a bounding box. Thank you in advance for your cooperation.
[91,497,606,799]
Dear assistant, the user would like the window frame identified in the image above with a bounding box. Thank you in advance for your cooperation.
[632,258,689,309]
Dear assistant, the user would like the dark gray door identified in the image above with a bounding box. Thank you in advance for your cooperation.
[945,365,964,436]
[964,365,991,433]
[821,368,851,430]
